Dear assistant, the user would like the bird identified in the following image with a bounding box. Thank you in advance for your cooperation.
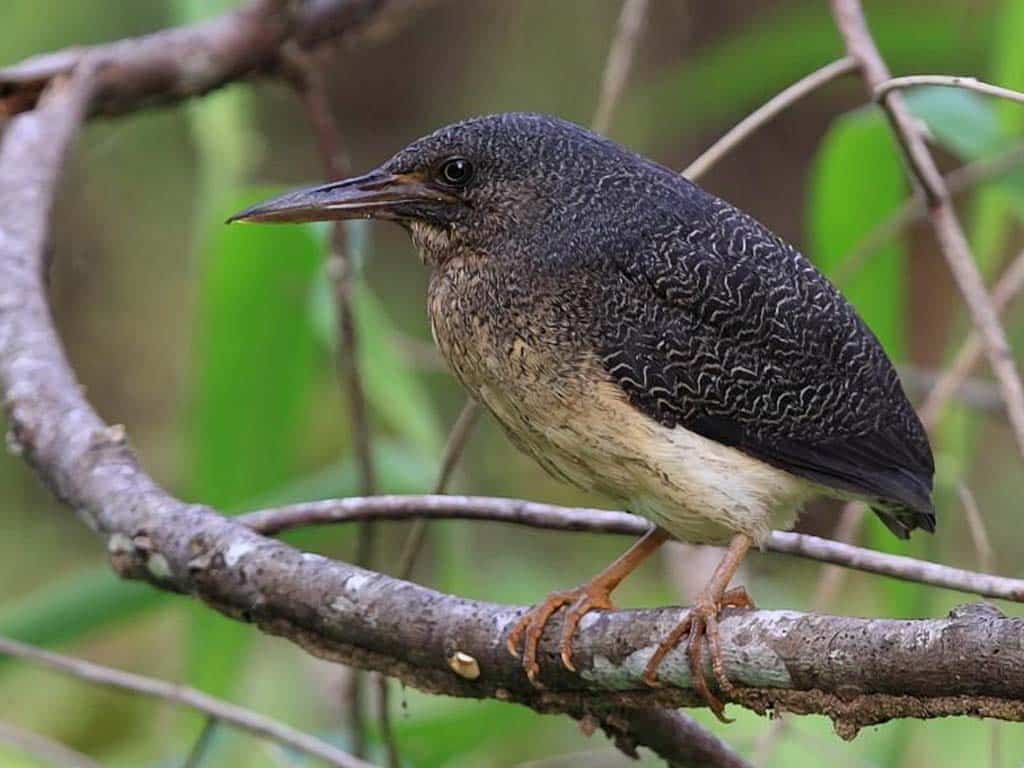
[229,112,935,720]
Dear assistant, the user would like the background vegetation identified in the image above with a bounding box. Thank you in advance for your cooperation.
[2,0,1023,765]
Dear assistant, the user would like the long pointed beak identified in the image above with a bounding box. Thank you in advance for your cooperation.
[226,170,456,224]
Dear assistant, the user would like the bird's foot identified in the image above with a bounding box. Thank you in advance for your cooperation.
[642,585,755,723]
[506,581,615,686]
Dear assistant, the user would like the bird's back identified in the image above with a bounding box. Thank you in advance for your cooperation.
[571,152,935,537]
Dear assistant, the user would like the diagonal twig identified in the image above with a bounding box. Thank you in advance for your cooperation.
[0,720,103,768]
[279,43,380,763]
[591,0,650,136]
[833,142,1024,288]
[920,247,1024,429]
[0,636,374,768]
[832,0,1024,461]
[683,56,858,181]
[395,399,482,581]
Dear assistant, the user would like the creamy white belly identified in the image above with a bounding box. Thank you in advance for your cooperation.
[478,378,817,547]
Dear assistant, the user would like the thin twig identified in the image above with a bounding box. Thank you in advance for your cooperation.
[396,399,482,580]
[875,75,1024,106]
[235,494,1024,602]
[834,142,1024,288]
[958,482,1003,768]
[374,673,398,768]
[753,499,867,764]
[591,0,649,136]
[959,484,996,580]
[920,247,1024,429]
[280,43,378,762]
[683,57,858,181]
[900,365,1004,416]
[0,721,103,768]
[832,0,1024,461]
[0,636,375,768]
[807,502,869,611]
[183,718,219,768]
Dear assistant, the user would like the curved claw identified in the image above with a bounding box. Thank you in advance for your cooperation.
[559,589,614,671]
[642,585,756,723]
[506,584,614,685]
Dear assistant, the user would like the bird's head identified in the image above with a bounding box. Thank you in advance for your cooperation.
[229,113,636,264]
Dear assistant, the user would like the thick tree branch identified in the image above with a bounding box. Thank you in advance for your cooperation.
[3,71,1024,744]
[0,0,434,119]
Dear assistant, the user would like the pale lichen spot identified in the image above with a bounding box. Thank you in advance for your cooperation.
[345,572,371,592]
[223,540,257,568]
[107,532,135,555]
[330,594,357,613]
[146,553,172,581]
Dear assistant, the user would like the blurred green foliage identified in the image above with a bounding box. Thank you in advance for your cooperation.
[2,1,1024,766]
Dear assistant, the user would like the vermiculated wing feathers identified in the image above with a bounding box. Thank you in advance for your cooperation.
[596,178,935,537]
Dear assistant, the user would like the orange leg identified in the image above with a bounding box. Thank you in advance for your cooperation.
[643,532,755,722]
[507,527,670,685]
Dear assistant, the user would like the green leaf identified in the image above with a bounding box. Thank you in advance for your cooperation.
[187,190,323,508]
[906,88,1005,159]
[807,107,936,627]
[619,1,993,152]
[184,187,324,704]
[809,106,908,360]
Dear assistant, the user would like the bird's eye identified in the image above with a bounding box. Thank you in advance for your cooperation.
[439,157,474,187]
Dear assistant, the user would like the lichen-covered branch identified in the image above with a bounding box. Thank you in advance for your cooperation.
[1,75,1023,740]
[3,8,1024,766]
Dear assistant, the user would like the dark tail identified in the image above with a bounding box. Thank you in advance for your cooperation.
[871,501,936,540]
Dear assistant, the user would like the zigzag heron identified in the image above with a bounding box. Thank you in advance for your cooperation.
[230,113,935,720]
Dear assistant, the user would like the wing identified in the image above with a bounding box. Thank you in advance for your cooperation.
[596,189,935,537]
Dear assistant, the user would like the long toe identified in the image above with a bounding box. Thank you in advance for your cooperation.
[559,589,614,671]
[642,613,692,687]
[691,611,732,723]
[507,589,579,686]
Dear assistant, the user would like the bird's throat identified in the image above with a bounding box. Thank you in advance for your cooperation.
[408,220,457,266]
